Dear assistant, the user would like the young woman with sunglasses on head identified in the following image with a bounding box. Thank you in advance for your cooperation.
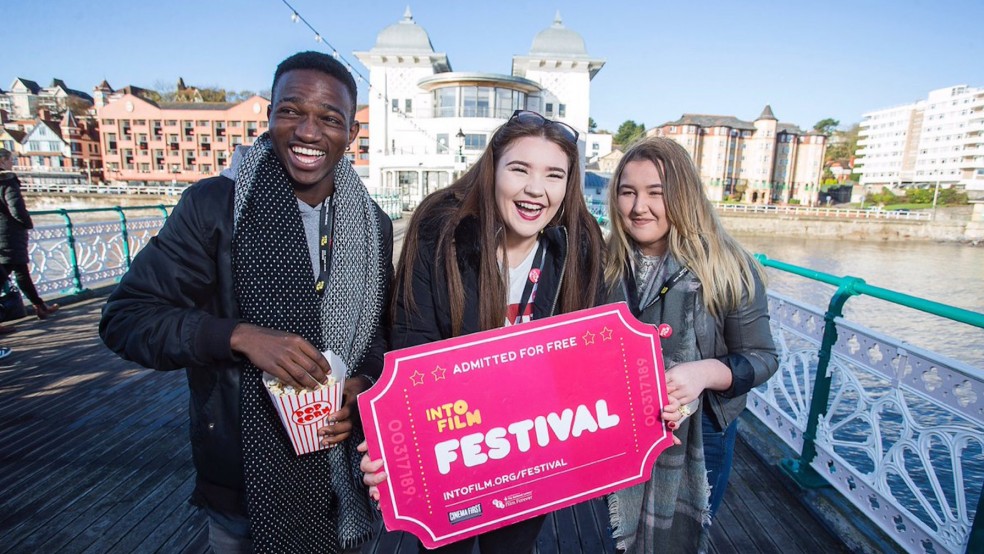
[360,110,605,553]
[604,137,778,553]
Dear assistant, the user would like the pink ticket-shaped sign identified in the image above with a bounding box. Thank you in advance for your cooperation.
[359,303,671,549]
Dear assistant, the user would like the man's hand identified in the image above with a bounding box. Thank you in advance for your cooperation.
[318,376,372,447]
[230,323,330,390]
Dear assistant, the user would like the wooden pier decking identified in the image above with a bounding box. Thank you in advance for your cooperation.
[0,298,850,553]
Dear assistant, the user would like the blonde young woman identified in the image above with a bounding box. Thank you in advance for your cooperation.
[604,137,778,553]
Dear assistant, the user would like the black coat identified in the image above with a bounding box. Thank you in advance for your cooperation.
[99,175,393,514]
[0,172,34,265]
[392,213,601,349]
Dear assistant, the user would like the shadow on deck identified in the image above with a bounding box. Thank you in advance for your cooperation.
[0,299,849,553]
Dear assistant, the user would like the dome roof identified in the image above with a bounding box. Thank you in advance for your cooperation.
[529,11,587,57]
[372,6,435,54]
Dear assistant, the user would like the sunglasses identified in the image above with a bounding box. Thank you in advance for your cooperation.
[509,110,579,144]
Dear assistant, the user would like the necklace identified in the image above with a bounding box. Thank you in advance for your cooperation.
[634,250,666,286]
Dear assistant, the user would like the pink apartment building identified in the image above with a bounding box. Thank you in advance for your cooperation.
[95,93,270,185]
[345,105,370,167]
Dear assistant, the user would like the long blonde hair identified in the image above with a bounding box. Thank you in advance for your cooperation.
[604,137,764,317]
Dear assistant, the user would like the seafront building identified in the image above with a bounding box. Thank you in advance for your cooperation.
[649,106,827,205]
[353,8,603,209]
[344,105,371,172]
[0,78,94,120]
[93,83,270,185]
[853,84,984,193]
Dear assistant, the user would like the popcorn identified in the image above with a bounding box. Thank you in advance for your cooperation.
[264,375,338,397]
[262,350,348,456]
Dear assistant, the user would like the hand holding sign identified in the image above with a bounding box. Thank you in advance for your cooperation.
[358,303,672,549]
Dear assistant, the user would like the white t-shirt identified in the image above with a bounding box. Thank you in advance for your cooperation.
[504,243,540,326]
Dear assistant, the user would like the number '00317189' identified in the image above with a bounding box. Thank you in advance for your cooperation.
[637,358,658,427]
[388,419,416,495]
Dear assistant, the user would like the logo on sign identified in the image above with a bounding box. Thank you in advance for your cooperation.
[492,499,505,509]
[448,504,483,525]
[291,401,333,426]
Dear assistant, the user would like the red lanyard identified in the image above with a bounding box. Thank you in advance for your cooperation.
[513,240,547,325]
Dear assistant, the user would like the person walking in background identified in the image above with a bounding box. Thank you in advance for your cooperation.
[0,148,60,328]
[100,52,392,553]
[604,137,778,553]
[361,109,605,554]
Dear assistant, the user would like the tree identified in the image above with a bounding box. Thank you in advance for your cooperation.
[199,88,227,102]
[152,79,177,102]
[614,120,646,147]
[588,117,598,133]
[813,118,839,135]
[824,123,860,163]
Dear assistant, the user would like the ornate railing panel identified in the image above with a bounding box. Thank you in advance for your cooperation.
[747,293,825,452]
[809,319,982,554]
[20,205,401,300]
[750,257,984,554]
[27,211,170,296]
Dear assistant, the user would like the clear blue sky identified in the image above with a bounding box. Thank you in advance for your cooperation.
[3,0,982,133]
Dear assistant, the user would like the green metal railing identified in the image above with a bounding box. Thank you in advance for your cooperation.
[29,205,173,295]
[755,254,984,553]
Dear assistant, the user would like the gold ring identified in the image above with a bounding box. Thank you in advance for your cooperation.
[678,404,692,418]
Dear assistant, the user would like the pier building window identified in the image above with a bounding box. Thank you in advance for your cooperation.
[476,87,491,117]
[545,103,553,116]
[392,99,399,112]
[464,133,486,150]
[433,86,527,118]
[405,99,413,113]
[495,89,514,118]
[558,104,566,117]
[106,133,118,154]
[462,88,478,117]
[436,133,449,154]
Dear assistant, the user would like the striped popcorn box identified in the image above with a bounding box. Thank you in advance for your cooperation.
[263,350,348,456]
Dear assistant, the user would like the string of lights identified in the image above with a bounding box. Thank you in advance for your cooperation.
[279,0,443,147]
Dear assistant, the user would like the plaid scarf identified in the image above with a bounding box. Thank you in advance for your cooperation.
[607,252,711,553]
[231,133,383,552]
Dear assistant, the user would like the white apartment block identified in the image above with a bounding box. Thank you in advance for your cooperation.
[855,85,984,192]
[353,9,603,210]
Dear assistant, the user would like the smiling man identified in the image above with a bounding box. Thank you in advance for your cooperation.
[100,52,392,553]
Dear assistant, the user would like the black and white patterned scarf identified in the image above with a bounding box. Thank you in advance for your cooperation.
[231,133,384,553]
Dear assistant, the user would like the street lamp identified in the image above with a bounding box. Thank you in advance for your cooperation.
[453,129,466,180]
[455,128,465,163]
